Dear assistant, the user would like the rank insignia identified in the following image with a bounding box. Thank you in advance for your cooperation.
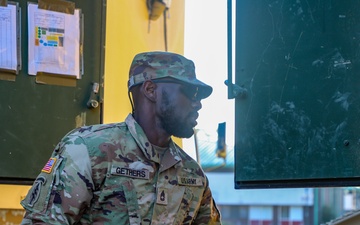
[156,188,168,205]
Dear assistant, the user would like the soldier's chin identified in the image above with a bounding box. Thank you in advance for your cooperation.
[173,127,194,139]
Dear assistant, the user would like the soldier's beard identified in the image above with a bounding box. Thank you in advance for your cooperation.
[159,90,194,138]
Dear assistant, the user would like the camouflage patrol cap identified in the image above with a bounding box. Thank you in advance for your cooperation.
[128,51,213,99]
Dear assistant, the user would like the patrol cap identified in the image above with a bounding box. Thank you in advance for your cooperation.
[128,51,213,99]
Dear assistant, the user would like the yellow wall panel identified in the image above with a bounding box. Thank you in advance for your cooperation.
[0,209,24,225]
[0,185,30,209]
[104,0,185,123]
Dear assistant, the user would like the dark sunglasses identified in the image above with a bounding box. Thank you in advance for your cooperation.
[151,79,200,101]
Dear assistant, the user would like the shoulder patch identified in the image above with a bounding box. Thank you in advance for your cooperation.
[41,157,57,174]
[27,176,47,207]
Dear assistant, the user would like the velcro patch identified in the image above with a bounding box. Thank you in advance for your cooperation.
[27,176,47,207]
[111,165,150,180]
[156,188,168,205]
[41,157,57,174]
[178,176,203,186]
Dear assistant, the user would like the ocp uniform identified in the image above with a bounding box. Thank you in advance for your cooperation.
[21,114,221,225]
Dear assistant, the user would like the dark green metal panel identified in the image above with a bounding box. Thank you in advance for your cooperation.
[0,0,105,182]
[234,0,360,188]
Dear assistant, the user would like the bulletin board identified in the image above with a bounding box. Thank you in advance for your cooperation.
[234,0,360,188]
[0,0,105,183]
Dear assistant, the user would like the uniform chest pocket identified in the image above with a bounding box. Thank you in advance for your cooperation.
[151,186,194,225]
[93,176,141,224]
[98,175,127,203]
[176,187,194,220]
[173,175,205,223]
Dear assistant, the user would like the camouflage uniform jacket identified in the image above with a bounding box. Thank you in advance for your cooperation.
[21,114,222,225]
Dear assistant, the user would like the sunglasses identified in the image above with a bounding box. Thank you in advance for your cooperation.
[151,79,200,101]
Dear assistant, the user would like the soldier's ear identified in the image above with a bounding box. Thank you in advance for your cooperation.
[142,80,157,103]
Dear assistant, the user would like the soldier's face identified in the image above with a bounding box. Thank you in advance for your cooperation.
[158,83,202,138]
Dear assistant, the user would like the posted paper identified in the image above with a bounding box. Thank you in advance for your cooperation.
[28,3,80,78]
[0,4,18,71]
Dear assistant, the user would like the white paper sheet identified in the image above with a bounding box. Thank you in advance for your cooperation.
[0,4,18,71]
[28,3,80,78]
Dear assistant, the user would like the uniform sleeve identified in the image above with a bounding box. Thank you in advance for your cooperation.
[20,135,94,225]
[193,177,222,225]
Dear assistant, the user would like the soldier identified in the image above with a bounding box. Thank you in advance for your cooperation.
[20,51,222,225]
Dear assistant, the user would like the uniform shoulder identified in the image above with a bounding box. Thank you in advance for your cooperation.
[67,121,127,138]
[55,121,129,160]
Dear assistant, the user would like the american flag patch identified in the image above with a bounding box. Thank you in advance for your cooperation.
[41,158,57,174]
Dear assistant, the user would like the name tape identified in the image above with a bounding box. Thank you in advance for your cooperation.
[111,165,150,180]
[178,176,203,186]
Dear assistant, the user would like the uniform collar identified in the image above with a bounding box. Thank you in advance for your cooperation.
[125,114,182,168]
[159,141,183,172]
